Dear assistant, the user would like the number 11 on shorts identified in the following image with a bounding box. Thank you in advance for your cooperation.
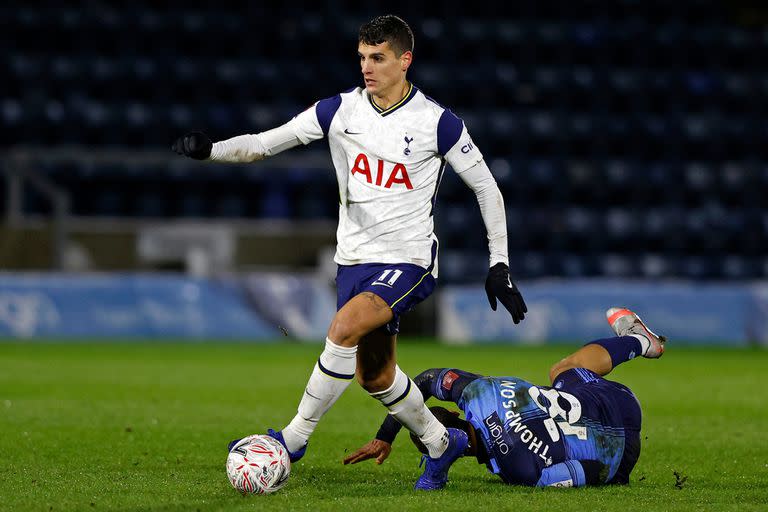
[374,269,403,287]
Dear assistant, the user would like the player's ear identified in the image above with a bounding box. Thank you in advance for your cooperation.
[400,50,412,72]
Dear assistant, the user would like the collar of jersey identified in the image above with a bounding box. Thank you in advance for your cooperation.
[368,82,417,117]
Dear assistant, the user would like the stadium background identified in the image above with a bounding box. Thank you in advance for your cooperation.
[2,3,768,511]
[2,0,767,342]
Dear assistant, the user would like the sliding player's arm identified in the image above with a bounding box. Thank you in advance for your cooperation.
[172,95,340,161]
[343,368,480,465]
[343,368,443,465]
[439,110,527,324]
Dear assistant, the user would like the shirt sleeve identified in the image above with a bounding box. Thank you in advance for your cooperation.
[209,123,301,162]
[437,109,484,173]
[209,93,343,162]
[289,93,342,144]
[455,159,509,267]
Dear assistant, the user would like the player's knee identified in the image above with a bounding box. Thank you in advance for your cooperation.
[327,316,362,347]
[549,357,574,384]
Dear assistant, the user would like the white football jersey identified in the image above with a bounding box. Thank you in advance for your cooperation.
[288,84,484,277]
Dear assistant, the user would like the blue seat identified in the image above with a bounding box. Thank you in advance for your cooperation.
[684,163,715,192]
[639,253,673,278]
[599,253,633,278]
[681,256,717,279]
[439,251,474,283]
[517,251,550,279]
[605,208,637,241]
[557,252,599,278]
[721,256,756,280]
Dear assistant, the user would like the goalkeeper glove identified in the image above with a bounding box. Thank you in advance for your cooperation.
[485,262,527,324]
[172,131,212,160]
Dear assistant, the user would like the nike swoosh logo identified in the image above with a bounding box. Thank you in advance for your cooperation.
[506,277,513,289]
[344,128,363,135]
[371,282,393,288]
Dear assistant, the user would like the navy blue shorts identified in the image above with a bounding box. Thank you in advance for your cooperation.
[553,368,642,484]
[335,262,436,335]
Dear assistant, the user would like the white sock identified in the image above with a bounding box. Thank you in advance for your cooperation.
[282,338,357,452]
[630,334,651,356]
[370,365,449,458]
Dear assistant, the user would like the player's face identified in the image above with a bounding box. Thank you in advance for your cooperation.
[358,42,411,97]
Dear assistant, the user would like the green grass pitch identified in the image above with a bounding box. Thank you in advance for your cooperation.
[1,341,766,511]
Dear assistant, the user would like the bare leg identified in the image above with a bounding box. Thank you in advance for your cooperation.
[356,328,397,392]
[328,291,394,347]
[549,307,668,385]
[548,344,614,384]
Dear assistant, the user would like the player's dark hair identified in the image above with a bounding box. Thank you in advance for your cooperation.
[359,14,414,56]
[409,406,469,455]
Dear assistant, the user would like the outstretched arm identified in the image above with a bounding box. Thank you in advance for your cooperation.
[172,119,305,162]
[209,123,302,162]
[173,94,340,161]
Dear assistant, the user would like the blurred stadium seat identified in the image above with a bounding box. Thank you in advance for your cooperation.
[3,1,766,280]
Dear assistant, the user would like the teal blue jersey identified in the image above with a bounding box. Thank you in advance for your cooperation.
[457,369,636,486]
[375,366,642,487]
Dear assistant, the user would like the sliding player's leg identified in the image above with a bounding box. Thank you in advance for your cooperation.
[549,307,667,384]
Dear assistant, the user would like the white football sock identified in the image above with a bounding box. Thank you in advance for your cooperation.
[629,334,651,356]
[282,338,357,452]
[370,365,449,458]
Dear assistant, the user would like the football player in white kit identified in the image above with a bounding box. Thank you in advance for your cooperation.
[173,14,527,490]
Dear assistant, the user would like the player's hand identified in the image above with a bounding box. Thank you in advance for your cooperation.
[342,439,392,465]
[171,131,212,160]
[485,262,527,324]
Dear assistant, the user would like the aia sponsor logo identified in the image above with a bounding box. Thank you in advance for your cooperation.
[351,153,413,189]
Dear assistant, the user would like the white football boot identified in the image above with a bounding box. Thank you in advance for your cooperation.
[606,307,667,358]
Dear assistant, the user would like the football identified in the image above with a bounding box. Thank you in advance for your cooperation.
[225,434,291,494]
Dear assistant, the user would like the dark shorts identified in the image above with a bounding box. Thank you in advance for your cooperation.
[553,368,642,484]
[335,262,436,335]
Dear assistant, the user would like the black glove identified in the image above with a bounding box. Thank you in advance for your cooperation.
[171,131,212,160]
[485,262,527,324]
